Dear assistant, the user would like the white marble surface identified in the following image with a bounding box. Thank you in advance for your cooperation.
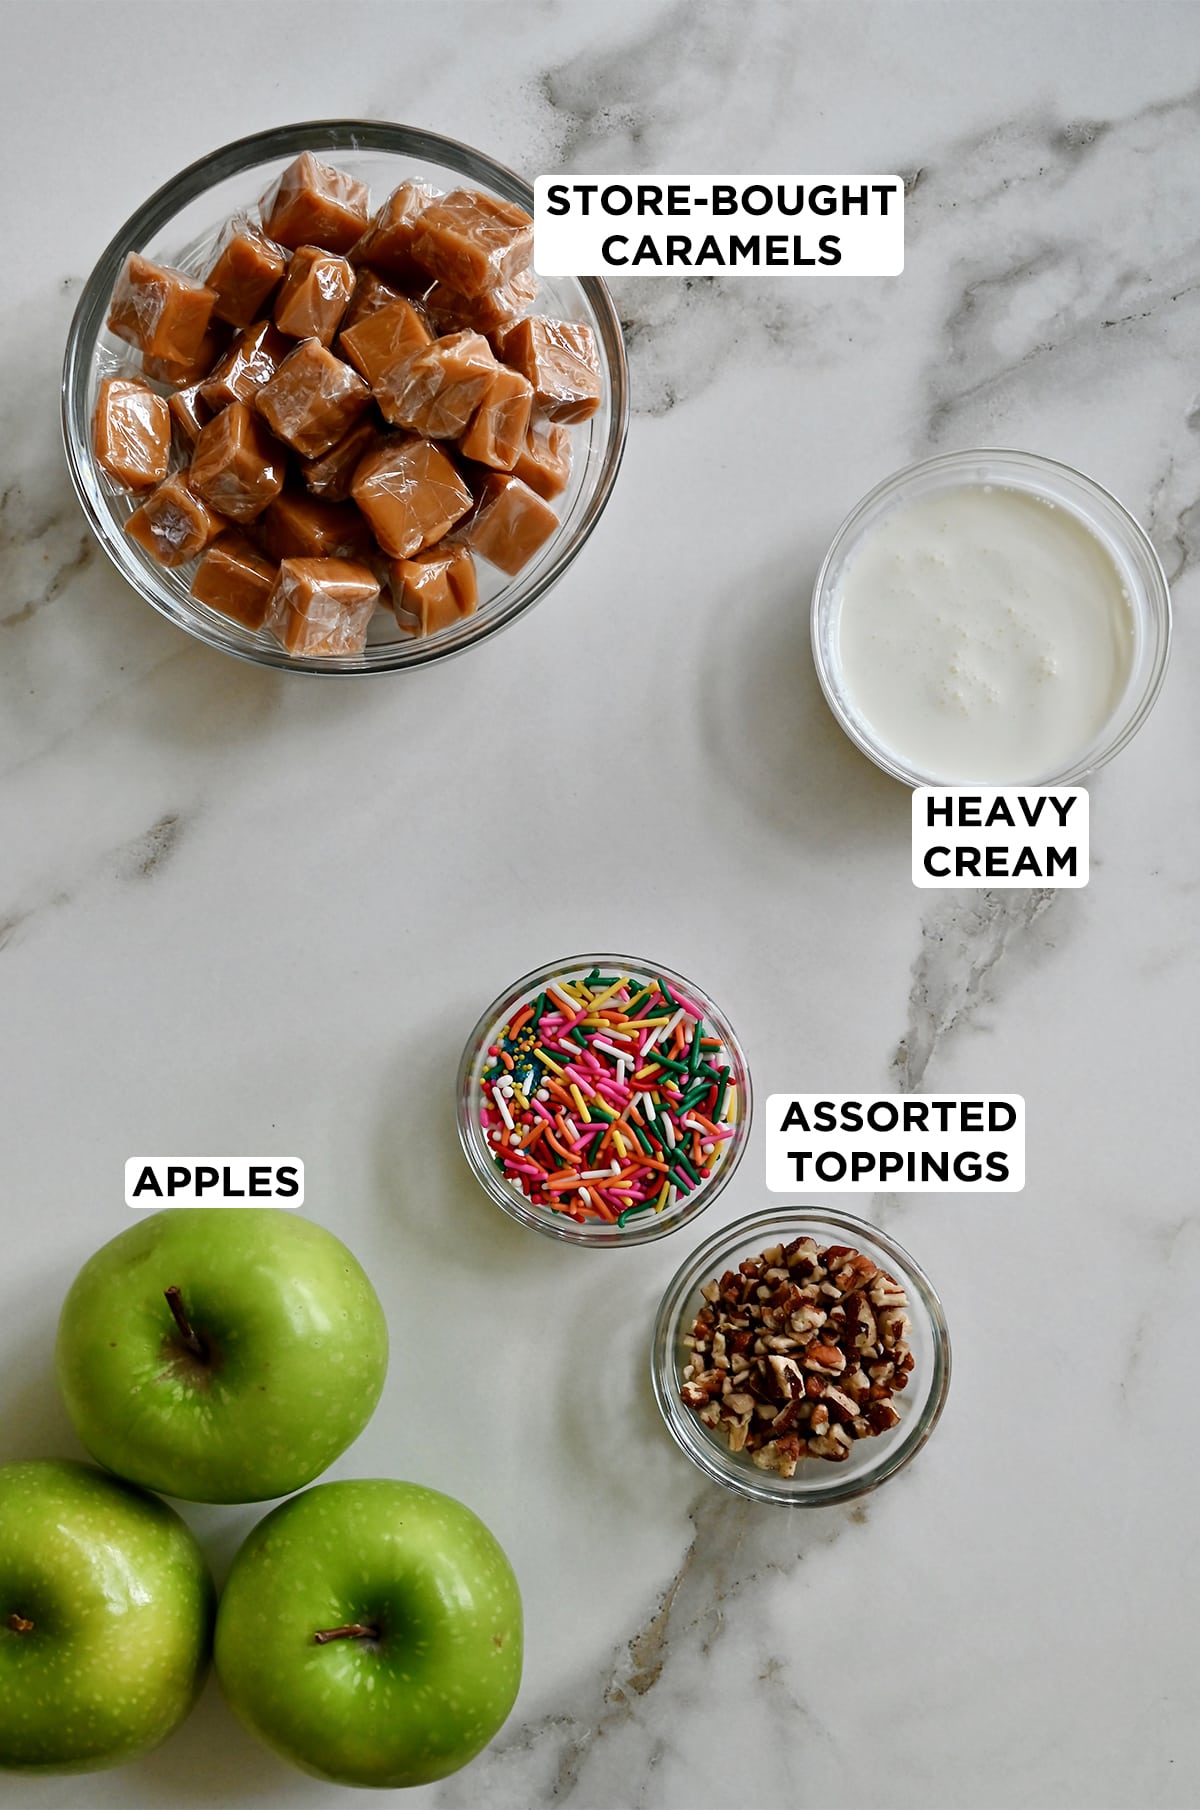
[3,3,1199,1806]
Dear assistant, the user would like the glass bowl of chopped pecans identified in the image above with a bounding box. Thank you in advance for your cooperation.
[652,1208,950,1504]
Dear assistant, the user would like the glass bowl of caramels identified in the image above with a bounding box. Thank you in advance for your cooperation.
[457,956,753,1247]
[652,1208,951,1505]
[62,121,628,674]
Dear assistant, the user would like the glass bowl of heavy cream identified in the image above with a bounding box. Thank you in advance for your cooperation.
[811,450,1171,785]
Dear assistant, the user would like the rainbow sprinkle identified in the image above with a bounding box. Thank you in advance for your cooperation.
[479,967,739,1226]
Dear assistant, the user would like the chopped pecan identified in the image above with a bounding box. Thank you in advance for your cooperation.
[878,1307,911,1351]
[870,1271,907,1308]
[842,1366,871,1404]
[679,1236,914,1470]
[849,1294,878,1352]
[726,1416,751,1453]
[808,1432,850,1463]
[752,1434,804,1478]
[767,1354,805,1399]
[771,1399,807,1435]
[822,1384,860,1424]
[790,1301,827,1339]
[832,1251,878,1294]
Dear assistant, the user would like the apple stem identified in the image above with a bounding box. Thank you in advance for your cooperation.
[164,1285,207,1361]
[312,1623,380,1645]
[6,1614,34,1634]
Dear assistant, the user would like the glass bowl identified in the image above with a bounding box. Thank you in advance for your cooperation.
[810,448,1172,786]
[652,1207,950,1505]
[61,120,629,675]
[457,955,752,1248]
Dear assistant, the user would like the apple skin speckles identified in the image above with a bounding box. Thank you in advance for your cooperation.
[0,1459,213,1772]
[215,1479,522,1788]
[54,1209,388,1504]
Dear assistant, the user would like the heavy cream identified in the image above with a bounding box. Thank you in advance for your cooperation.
[834,484,1136,782]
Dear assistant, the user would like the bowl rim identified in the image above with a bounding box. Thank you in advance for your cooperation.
[809,445,1173,787]
[651,1204,952,1505]
[61,118,629,677]
[456,952,753,1248]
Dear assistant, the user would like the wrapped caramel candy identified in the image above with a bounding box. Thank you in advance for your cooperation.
[300,418,382,502]
[349,182,436,285]
[143,324,228,386]
[93,377,171,489]
[107,254,217,366]
[256,489,375,562]
[351,437,473,559]
[274,245,355,345]
[459,366,533,471]
[264,556,381,656]
[388,542,478,637]
[423,268,537,338]
[206,224,287,328]
[340,269,402,334]
[254,339,371,458]
[339,298,432,390]
[124,471,226,566]
[189,402,287,523]
[512,413,572,500]
[411,189,533,298]
[199,320,290,411]
[191,534,277,628]
[493,317,601,423]
[463,472,558,576]
[376,330,498,438]
[260,152,370,255]
[167,382,212,450]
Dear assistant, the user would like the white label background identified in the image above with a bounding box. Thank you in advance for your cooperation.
[533,174,904,276]
[912,788,1089,889]
[125,1159,304,1207]
[765,1094,1025,1192]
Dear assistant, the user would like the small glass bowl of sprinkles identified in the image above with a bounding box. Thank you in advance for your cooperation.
[456,956,752,1246]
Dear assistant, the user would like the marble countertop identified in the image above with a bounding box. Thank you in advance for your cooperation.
[4,4,1198,1806]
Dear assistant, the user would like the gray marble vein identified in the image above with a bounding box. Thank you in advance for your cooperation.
[434,1487,863,1810]
[892,890,1061,1092]
[114,811,185,882]
[0,484,95,630]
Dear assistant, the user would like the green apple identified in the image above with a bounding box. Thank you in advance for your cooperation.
[0,1459,213,1773]
[56,1209,388,1504]
[215,1479,522,1787]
